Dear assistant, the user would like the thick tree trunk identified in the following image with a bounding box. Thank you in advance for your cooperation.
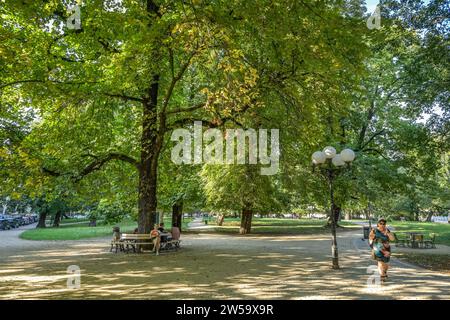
[239,208,253,235]
[172,200,183,232]
[53,210,62,227]
[425,211,433,222]
[345,211,351,220]
[137,76,161,234]
[37,210,47,228]
[217,214,224,226]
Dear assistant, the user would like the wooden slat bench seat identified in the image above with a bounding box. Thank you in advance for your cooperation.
[110,233,181,253]
[160,239,181,251]
[110,234,153,253]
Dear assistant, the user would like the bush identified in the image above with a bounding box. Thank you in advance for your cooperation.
[90,200,129,225]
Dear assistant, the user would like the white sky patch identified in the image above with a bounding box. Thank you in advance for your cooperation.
[417,106,444,124]
[365,0,432,14]
[366,0,380,14]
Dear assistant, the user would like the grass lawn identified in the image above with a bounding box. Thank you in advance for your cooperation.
[59,217,90,224]
[20,218,193,241]
[209,218,360,234]
[346,220,450,246]
[43,217,91,227]
[386,221,450,246]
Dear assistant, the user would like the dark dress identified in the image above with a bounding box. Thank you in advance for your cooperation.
[371,229,391,263]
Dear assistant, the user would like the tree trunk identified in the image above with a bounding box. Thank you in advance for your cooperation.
[414,209,419,222]
[36,210,47,228]
[326,205,341,227]
[53,210,62,227]
[172,199,183,232]
[345,211,351,220]
[239,207,253,235]
[217,214,225,226]
[137,75,161,234]
[425,211,433,222]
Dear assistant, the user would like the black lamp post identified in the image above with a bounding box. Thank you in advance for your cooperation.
[312,146,355,269]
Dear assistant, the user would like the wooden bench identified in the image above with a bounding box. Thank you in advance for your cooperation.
[160,238,181,251]
[110,234,153,253]
[110,233,181,253]
[423,233,436,249]
[393,232,408,247]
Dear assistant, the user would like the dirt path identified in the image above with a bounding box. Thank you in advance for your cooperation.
[187,217,216,231]
[0,227,449,299]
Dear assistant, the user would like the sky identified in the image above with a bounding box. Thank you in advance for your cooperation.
[365,0,432,13]
[366,0,381,13]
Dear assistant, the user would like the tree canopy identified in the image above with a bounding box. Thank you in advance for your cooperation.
[1,0,448,231]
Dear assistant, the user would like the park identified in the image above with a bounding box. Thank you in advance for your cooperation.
[0,0,449,300]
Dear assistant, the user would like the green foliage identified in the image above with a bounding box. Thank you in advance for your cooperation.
[388,221,450,246]
[89,199,131,225]
[0,0,447,226]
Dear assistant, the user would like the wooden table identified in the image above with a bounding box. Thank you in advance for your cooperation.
[407,232,424,248]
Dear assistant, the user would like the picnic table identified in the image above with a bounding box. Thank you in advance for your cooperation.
[394,232,436,249]
[408,232,424,248]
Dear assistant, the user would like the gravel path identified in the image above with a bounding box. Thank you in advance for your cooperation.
[187,217,217,231]
[0,226,449,299]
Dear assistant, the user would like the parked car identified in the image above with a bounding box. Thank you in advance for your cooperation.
[0,219,10,230]
[0,217,15,229]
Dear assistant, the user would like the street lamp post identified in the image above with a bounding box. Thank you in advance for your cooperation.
[312,146,355,269]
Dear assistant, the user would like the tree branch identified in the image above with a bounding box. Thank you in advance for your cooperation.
[166,103,253,130]
[41,167,61,177]
[360,129,386,150]
[0,79,44,90]
[75,153,140,182]
[103,93,144,103]
[357,84,379,149]
[166,102,206,115]
[161,49,198,115]
[362,148,389,160]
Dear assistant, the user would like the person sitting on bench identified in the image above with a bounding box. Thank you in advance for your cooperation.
[158,223,171,243]
[150,224,161,256]
[112,226,121,241]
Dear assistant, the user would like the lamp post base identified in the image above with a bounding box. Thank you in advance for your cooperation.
[332,258,340,269]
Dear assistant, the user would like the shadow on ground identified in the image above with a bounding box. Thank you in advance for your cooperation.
[0,232,449,299]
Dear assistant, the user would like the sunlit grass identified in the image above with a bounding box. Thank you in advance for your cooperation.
[345,219,450,246]
[20,218,193,241]
[210,218,359,234]
[388,221,450,246]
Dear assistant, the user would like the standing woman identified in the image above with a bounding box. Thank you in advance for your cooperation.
[369,219,395,282]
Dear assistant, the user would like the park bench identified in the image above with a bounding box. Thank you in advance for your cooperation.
[393,232,408,247]
[110,234,153,253]
[110,233,181,253]
[160,238,181,251]
[393,232,437,249]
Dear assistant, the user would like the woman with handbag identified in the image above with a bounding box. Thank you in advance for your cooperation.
[369,219,395,282]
